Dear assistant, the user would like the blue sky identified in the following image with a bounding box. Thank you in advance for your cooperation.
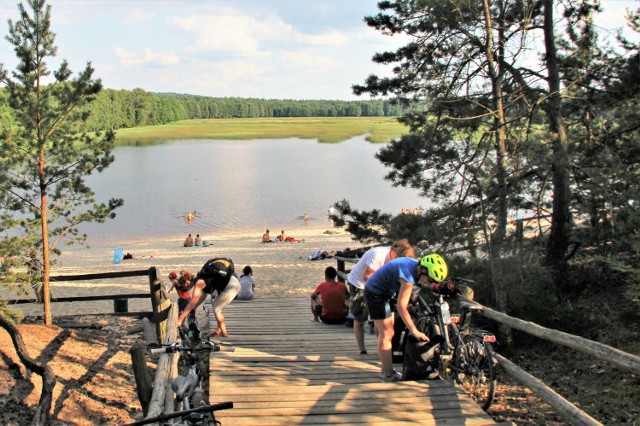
[0,0,637,100]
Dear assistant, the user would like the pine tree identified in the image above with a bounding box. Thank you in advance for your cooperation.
[0,0,123,325]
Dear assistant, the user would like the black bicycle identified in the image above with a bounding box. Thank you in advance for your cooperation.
[400,277,497,410]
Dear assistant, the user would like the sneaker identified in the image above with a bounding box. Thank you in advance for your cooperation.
[380,370,402,382]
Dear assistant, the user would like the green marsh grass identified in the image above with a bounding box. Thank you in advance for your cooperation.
[115,117,407,145]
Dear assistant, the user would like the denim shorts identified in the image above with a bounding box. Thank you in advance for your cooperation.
[364,289,392,320]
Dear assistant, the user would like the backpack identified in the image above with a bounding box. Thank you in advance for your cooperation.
[402,315,443,380]
[198,258,235,293]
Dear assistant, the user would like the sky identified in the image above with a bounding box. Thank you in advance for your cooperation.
[0,0,638,101]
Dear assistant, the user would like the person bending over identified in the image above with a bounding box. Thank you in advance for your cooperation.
[347,239,413,355]
[364,254,449,382]
[177,257,240,337]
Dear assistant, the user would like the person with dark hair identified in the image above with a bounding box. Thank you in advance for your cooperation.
[310,266,348,324]
[169,270,199,340]
[177,257,240,337]
[237,265,255,300]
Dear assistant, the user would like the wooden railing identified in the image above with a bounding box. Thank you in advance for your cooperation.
[335,255,640,426]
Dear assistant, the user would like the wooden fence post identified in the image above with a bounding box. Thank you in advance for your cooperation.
[129,344,152,416]
[336,258,346,283]
[149,267,171,344]
[144,303,179,420]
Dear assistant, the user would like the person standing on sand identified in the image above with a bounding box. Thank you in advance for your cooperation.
[177,257,240,337]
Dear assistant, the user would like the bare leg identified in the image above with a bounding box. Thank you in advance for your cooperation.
[354,320,366,352]
[310,298,321,322]
[375,317,395,376]
[213,311,228,336]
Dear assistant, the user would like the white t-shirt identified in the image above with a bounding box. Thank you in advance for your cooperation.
[237,275,255,300]
[347,246,391,290]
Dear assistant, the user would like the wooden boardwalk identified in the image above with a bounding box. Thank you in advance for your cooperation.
[208,296,499,425]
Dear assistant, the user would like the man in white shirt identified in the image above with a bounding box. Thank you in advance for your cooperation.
[346,239,413,354]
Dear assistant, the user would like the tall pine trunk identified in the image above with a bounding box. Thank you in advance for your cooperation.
[543,0,572,291]
[484,0,512,344]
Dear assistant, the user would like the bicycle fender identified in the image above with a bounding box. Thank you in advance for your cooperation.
[172,373,198,401]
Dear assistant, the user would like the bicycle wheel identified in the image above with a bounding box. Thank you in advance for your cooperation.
[455,334,496,411]
[190,389,217,425]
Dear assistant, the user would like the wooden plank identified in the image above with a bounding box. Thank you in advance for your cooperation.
[208,296,498,425]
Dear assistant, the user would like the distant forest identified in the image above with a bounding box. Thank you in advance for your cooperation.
[72,88,401,132]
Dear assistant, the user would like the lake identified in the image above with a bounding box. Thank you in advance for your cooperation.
[78,136,425,245]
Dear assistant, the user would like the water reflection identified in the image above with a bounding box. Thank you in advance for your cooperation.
[78,136,424,245]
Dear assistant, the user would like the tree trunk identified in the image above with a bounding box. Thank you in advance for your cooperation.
[0,316,56,425]
[483,0,512,345]
[543,0,572,291]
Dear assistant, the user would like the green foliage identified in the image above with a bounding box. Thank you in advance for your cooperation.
[73,89,402,133]
[0,0,123,324]
[114,117,407,145]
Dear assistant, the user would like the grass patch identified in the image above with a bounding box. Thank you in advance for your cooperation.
[114,117,408,145]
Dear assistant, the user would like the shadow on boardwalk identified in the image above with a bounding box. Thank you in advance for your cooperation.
[208,297,498,425]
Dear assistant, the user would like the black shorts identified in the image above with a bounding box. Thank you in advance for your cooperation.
[348,284,369,322]
[364,289,392,320]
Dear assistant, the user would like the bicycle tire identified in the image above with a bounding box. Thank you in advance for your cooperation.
[456,334,496,411]
[190,389,217,425]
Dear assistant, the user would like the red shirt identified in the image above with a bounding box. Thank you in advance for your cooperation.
[312,280,348,320]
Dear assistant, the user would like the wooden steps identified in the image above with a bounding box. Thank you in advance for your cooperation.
[208,297,498,425]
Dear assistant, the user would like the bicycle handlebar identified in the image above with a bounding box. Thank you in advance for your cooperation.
[148,341,235,355]
[123,401,234,426]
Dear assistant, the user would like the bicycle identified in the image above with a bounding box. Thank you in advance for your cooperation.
[400,277,498,410]
[145,327,234,425]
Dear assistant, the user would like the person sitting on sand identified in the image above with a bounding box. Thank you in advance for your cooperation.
[194,234,202,246]
[277,230,286,242]
[237,265,255,300]
[262,229,272,243]
[310,266,348,324]
[184,234,194,247]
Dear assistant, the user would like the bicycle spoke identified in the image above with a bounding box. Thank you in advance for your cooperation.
[455,335,496,411]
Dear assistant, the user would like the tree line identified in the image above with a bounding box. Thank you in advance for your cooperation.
[77,89,401,132]
[1,87,402,134]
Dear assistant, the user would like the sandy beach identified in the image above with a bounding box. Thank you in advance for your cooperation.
[14,226,360,317]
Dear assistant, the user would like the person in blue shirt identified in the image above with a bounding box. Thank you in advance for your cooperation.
[365,253,448,382]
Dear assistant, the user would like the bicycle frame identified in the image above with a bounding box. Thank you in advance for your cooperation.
[403,278,497,410]
[148,339,233,425]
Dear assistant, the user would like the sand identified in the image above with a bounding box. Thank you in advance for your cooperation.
[14,226,359,317]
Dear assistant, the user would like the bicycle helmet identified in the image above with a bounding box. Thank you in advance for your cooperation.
[420,253,448,282]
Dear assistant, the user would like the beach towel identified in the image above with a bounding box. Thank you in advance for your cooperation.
[112,248,124,264]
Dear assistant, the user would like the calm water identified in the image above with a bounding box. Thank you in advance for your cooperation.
[78,136,425,245]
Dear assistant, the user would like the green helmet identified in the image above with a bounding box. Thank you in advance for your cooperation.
[420,253,448,282]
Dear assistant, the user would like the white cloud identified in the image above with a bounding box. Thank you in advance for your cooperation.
[114,47,180,67]
[122,8,154,25]
[280,50,341,72]
[293,30,349,47]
